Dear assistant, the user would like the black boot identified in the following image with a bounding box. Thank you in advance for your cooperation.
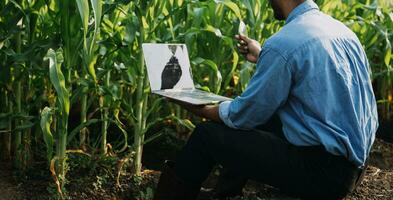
[212,168,248,199]
[153,160,201,200]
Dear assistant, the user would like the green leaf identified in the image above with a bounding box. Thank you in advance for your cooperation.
[67,119,101,144]
[146,98,162,120]
[205,25,222,37]
[170,116,195,131]
[242,0,256,24]
[0,119,8,129]
[240,62,254,92]
[194,57,222,93]
[112,118,128,152]
[214,0,243,19]
[40,107,54,164]
[44,48,70,116]
[385,43,392,68]
[88,55,98,82]
[192,7,205,27]
[76,0,89,39]
[223,51,239,89]
[90,0,102,55]
[14,122,35,131]
[90,0,102,31]
[0,112,11,119]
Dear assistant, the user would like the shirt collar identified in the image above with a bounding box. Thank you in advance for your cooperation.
[285,0,319,24]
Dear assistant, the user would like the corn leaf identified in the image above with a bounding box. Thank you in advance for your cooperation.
[90,0,102,31]
[44,48,70,116]
[240,62,254,92]
[214,0,242,19]
[84,0,102,83]
[76,0,89,41]
[14,122,35,131]
[385,48,392,68]
[112,118,128,153]
[223,51,239,89]
[40,107,54,164]
[49,157,63,197]
[88,54,98,83]
[67,118,101,144]
[385,42,392,68]
[194,57,222,93]
[90,0,102,54]
[205,25,222,37]
[171,116,195,131]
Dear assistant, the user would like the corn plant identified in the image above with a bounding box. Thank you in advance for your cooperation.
[0,1,14,159]
[0,0,35,168]
[75,0,103,153]
[41,48,70,196]
[128,0,151,176]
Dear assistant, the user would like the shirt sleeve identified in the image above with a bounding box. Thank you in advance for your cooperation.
[219,47,292,130]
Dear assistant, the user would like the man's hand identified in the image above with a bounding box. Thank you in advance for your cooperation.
[168,99,222,123]
[235,34,261,63]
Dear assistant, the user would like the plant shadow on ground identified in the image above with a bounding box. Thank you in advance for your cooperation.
[1,128,393,200]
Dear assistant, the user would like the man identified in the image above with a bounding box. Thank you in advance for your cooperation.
[153,0,378,199]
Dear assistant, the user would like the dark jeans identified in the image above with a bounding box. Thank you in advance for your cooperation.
[175,119,362,199]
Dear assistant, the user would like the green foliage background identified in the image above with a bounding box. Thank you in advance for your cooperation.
[0,0,392,196]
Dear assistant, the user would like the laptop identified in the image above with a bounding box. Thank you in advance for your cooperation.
[142,43,232,105]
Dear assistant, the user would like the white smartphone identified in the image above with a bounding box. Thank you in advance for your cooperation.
[238,21,248,36]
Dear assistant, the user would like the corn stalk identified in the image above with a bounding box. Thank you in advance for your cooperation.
[0,90,12,160]
[14,28,24,169]
[133,5,148,175]
[100,70,110,155]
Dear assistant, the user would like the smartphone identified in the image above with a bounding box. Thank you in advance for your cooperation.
[238,21,248,36]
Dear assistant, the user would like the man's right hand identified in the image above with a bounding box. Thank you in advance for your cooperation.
[235,34,261,63]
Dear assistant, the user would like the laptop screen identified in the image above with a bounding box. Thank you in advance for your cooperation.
[142,43,195,91]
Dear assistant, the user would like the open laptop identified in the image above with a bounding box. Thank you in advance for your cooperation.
[142,43,232,105]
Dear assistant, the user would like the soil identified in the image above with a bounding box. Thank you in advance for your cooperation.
[0,160,51,200]
[0,138,392,200]
[0,162,24,200]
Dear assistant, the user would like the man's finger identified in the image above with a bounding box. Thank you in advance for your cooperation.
[238,34,252,43]
[237,43,248,50]
[239,40,247,46]
[237,43,247,48]
[235,34,248,43]
[235,35,249,45]
[238,46,248,53]
[239,49,249,55]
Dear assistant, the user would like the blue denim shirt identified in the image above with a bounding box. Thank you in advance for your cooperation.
[219,0,378,167]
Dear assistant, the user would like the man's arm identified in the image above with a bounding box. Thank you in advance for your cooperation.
[218,46,291,130]
[172,35,263,124]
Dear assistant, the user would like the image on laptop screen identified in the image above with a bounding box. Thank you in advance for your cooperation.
[142,44,194,91]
